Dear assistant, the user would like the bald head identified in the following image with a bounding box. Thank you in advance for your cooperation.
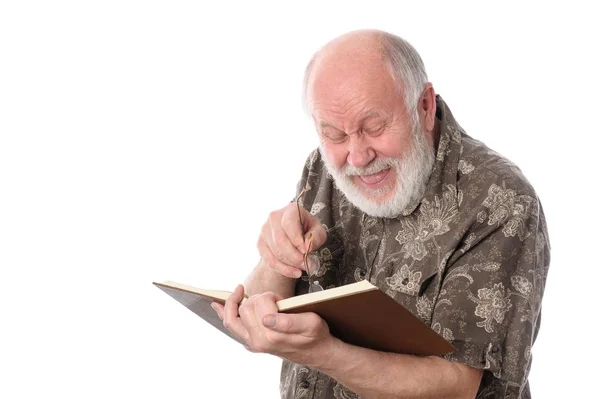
[314,29,385,64]
[303,30,428,119]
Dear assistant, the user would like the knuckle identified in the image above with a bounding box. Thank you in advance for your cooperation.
[281,214,293,229]
[238,304,250,318]
[256,292,268,300]
[306,315,324,336]
[278,317,293,333]
[306,324,320,336]
[268,210,281,222]
[309,313,322,324]
[261,292,278,303]
[255,293,272,305]
[254,293,267,304]
[243,331,251,343]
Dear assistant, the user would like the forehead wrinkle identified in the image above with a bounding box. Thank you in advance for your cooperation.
[313,94,374,130]
[315,107,382,135]
[319,110,380,125]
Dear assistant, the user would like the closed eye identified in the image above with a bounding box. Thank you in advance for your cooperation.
[321,129,348,143]
[364,124,385,136]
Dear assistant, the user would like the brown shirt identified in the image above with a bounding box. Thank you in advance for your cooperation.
[280,96,550,399]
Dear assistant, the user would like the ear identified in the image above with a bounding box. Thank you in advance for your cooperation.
[419,83,436,133]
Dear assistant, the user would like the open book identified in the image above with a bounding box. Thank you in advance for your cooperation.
[153,279,455,356]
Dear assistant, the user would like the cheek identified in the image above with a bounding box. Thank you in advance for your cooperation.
[374,132,412,159]
[321,143,347,169]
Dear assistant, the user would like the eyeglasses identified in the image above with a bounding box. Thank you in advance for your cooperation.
[296,188,324,293]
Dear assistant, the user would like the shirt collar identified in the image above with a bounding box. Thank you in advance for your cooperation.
[399,95,463,217]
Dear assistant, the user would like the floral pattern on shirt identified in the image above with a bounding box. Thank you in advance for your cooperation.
[471,283,513,333]
[385,264,422,296]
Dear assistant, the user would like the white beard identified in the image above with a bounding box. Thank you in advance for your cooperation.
[319,123,435,218]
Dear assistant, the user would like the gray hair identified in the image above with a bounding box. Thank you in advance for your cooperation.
[302,32,428,121]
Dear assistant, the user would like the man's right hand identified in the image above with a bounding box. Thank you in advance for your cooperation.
[257,202,327,279]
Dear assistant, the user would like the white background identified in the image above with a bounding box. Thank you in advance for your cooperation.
[1,1,598,398]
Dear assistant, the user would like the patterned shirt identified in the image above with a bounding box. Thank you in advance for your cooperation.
[280,96,551,399]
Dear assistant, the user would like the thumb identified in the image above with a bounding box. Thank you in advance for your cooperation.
[303,213,327,251]
[263,312,324,335]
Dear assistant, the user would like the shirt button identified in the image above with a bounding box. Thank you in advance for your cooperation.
[299,380,310,389]
[358,270,366,278]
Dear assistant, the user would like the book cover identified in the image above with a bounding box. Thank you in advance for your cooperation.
[153,280,455,356]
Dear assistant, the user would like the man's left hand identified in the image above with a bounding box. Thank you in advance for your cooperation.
[212,285,339,369]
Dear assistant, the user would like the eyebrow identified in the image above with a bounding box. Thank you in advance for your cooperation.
[319,111,381,131]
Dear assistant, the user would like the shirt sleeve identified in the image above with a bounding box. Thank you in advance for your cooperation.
[431,187,550,388]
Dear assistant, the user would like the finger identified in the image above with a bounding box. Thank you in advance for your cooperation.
[281,203,308,254]
[262,312,326,337]
[225,316,250,345]
[223,284,244,327]
[260,218,302,269]
[211,302,224,320]
[238,297,260,331]
[268,211,306,267]
[304,214,327,250]
[258,237,303,278]
[223,285,250,342]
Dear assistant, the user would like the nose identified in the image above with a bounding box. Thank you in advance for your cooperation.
[346,135,376,168]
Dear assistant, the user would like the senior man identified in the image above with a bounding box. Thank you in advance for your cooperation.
[212,30,550,399]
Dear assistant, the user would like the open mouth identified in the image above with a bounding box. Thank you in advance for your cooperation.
[357,168,390,186]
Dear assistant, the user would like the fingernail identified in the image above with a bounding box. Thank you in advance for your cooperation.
[263,315,276,328]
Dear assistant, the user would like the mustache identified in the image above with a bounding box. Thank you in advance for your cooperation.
[341,157,399,177]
